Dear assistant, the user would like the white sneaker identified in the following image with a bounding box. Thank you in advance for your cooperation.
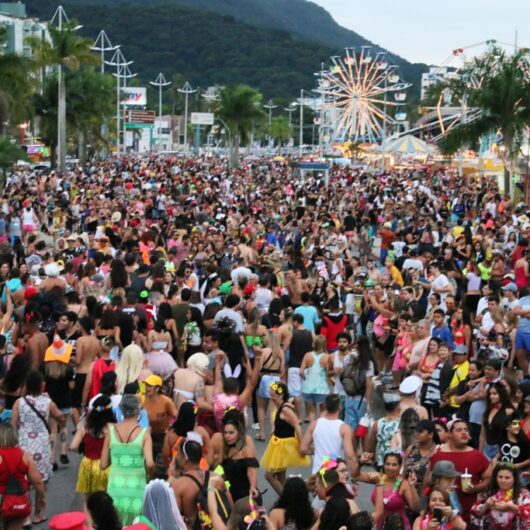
[251,422,260,430]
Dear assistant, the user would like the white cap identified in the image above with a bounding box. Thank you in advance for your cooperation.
[399,375,423,395]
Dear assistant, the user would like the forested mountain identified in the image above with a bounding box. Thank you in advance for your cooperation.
[24,0,428,98]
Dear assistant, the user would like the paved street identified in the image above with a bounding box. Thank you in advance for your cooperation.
[44,417,377,520]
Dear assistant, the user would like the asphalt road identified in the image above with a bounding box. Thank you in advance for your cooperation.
[44,410,380,521]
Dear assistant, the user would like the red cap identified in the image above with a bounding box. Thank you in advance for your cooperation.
[49,512,90,530]
[24,286,38,300]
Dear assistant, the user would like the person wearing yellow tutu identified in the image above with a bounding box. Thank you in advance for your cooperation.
[70,395,115,502]
[261,381,310,494]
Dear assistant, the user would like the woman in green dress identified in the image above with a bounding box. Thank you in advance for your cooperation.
[101,394,155,525]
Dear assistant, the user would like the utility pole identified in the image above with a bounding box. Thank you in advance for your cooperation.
[149,73,171,151]
[106,48,133,156]
[178,81,196,150]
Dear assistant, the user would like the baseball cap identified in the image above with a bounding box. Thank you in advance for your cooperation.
[143,374,163,387]
[453,345,468,355]
[501,282,518,293]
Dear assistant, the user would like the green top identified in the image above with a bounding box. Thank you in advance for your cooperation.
[107,426,147,525]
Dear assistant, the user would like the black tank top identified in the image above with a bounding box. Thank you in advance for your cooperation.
[288,329,313,368]
[274,403,295,439]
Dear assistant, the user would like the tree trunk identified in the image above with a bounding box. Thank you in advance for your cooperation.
[57,70,66,173]
[78,129,87,167]
[229,134,240,169]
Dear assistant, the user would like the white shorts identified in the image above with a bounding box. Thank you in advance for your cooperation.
[287,367,302,397]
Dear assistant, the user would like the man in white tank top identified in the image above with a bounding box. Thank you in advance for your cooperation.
[300,393,356,474]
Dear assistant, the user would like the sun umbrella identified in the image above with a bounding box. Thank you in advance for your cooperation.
[381,135,434,154]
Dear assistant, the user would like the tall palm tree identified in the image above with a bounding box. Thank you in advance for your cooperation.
[0,28,35,128]
[438,47,530,194]
[217,85,265,168]
[27,20,98,172]
[33,69,115,165]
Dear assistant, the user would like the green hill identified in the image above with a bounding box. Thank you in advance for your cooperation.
[23,0,427,99]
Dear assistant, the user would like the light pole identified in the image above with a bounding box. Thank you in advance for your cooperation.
[202,88,220,148]
[91,30,118,74]
[178,81,196,150]
[50,5,82,173]
[149,73,171,150]
[299,89,304,158]
[106,48,133,156]
[121,64,137,153]
[217,118,231,148]
[284,103,297,147]
[264,99,277,150]
[92,31,118,157]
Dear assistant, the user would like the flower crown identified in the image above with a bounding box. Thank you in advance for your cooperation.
[270,382,283,394]
[318,456,338,487]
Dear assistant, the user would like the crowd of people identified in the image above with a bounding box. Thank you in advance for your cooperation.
[0,154,529,529]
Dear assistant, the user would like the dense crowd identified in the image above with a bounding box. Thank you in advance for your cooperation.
[0,154,528,530]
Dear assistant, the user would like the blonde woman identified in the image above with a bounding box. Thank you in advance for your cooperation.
[255,330,285,441]
[115,344,153,394]
[300,335,330,423]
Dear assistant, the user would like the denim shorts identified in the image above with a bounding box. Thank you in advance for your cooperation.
[302,393,327,405]
[344,395,366,430]
[515,330,530,350]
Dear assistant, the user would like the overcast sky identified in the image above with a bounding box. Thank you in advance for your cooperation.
[311,0,529,65]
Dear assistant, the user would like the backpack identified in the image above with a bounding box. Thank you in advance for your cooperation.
[0,451,31,520]
[340,354,366,397]
[184,471,212,530]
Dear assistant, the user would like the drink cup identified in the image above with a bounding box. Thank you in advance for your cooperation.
[461,469,472,492]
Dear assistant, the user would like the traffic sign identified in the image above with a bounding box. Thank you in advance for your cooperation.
[126,110,155,125]
[191,112,214,125]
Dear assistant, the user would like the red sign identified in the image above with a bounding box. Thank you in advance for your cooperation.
[126,110,155,124]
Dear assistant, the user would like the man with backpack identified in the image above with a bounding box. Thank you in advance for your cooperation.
[171,438,210,530]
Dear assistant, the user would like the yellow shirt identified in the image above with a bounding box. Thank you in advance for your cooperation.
[449,360,469,408]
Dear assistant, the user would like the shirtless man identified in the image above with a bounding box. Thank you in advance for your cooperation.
[171,439,207,528]
[72,317,100,424]
[22,311,48,370]
[173,352,212,412]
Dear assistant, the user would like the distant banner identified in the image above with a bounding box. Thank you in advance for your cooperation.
[122,87,147,106]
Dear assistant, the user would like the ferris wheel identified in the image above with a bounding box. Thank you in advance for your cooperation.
[317,46,411,144]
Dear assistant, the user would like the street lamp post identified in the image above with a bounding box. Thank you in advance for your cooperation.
[299,89,304,158]
[284,103,297,148]
[263,99,277,151]
[121,64,137,153]
[92,31,118,157]
[149,73,171,151]
[50,5,82,173]
[91,30,118,74]
[106,48,133,156]
[202,87,220,149]
[178,81,196,150]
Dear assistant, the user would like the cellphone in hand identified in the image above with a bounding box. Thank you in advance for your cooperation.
[432,508,444,521]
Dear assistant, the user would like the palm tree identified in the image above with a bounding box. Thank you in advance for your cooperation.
[216,85,265,168]
[438,47,530,194]
[33,69,115,165]
[67,69,115,165]
[27,19,98,172]
[0,27,35,129]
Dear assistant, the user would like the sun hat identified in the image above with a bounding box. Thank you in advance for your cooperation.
[399,375,422,395]
[432,460,460,478]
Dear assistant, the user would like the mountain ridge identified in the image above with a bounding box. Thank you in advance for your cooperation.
[23,0,427,99]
